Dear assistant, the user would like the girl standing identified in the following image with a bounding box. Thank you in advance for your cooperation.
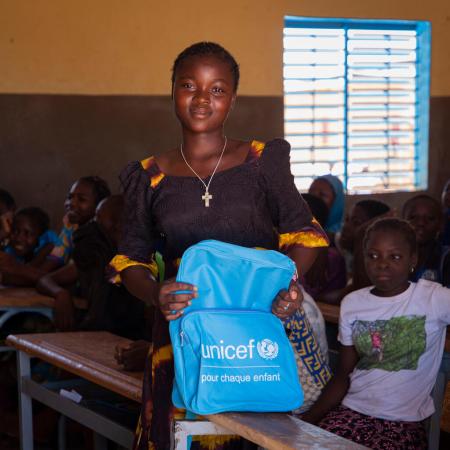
[302,218,450,449]
[110,42,329,449]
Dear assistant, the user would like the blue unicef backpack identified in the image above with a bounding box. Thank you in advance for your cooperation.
[169,240,304,415]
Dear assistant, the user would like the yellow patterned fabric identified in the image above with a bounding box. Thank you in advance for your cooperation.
[279,218,329,253]
[152,344,173,367]
[249,139,265,158]
[109,254,158,284]
[285,308,332,386]
[141,156,166,188]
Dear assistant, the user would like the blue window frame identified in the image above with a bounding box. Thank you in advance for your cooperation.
[283,16,431,193]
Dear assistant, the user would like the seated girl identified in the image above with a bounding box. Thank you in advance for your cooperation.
[45,176,111,271]
[340,199,391,288]
[402,194,447,284]
[37,195,150,338]
[301,218,450,450]
[0,207,60,286]
[308,175,345,244]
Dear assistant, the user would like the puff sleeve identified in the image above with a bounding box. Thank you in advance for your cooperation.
[260,139,329,253]
[109,161,158,281]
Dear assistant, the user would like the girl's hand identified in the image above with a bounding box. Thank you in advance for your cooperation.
[272,280,303,319]
[158,279,197,321]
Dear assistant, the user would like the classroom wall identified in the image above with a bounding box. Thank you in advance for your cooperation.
[1,0,449,226]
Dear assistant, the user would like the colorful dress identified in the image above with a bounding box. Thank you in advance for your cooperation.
[110,139,329,449]
[46,214,78,266]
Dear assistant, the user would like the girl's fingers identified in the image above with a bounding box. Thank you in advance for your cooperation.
[160,282,197,296]
[164,300,191,312]
[165,309,184,321]
[160,294,193,312]
[289,287,298,301]
[169,292,195,304]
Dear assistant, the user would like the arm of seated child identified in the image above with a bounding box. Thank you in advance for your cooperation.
[36,262,78,296]
[114,340,152,371]
[36,263,79,331]
[0,251,50,286]
[301,344,358,424]
[29,243,55,267]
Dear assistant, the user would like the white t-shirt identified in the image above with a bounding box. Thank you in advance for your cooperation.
[339,279,450,421]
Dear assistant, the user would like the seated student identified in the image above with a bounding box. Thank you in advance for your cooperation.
[320,199,391,306]
[301,218,450,450]
[37,195,151,339]
[0,207,60,286]
[339,199,391,284]
[0,188,16,249]
[301,194,346,302]
[45,176,111,271]
[402,194,447,284]
[308,175,345,244]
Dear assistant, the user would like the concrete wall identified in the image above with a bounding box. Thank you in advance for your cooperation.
[1,0,449,225]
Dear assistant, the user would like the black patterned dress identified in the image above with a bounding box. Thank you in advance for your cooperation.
[110,139,328,449]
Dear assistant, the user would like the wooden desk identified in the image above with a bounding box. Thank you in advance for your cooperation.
[0,286,87,309]
[7,332,367,450]
[7,332,141,450]
[0,287,88,335]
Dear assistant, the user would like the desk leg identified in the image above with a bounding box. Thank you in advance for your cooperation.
[172,421,233,450]
[17,351,33,450]
[58,415,66,450]
[93,432,108,450]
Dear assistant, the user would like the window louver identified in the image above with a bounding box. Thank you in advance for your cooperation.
[283,17,431,194]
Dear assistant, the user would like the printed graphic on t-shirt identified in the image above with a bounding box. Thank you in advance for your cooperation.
[352,315,426,371]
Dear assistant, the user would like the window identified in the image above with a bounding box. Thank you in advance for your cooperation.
[283,17,431,193]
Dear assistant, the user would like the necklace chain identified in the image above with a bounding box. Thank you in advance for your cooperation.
[180,137,227,207]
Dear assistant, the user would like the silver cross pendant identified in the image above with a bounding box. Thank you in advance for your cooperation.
[202,190,213,207]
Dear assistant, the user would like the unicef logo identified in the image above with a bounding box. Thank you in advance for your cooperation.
[257,339,279,360]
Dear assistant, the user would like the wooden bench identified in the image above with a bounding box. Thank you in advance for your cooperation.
[7,331,367,450]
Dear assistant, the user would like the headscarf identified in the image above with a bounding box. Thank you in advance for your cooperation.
[318,174,345,233]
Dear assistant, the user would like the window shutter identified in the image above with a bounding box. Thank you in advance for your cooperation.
[283,18,431,194]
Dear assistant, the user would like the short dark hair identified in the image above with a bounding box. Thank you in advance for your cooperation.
[402,194,442,219]
[15,207,50,236]
[302,193,329,227]
[356,199,390,221]
[171,42,240,92]
[0,188,16,211]
[78,176,111,205]
[364,217,417,255]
